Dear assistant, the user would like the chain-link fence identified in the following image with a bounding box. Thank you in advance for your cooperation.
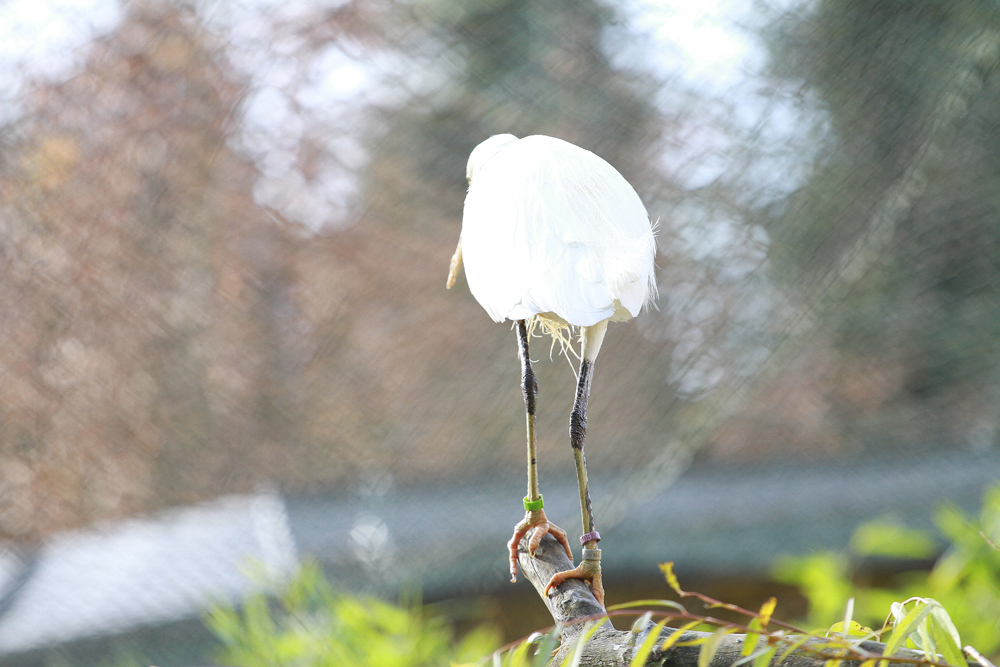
[1,0,999,664]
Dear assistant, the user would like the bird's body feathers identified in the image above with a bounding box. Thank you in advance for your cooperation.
[460,134,656,327]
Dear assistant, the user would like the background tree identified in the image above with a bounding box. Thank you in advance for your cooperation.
[764,0,1000,451]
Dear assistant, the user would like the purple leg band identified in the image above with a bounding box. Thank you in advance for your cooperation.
[580,531,601,545]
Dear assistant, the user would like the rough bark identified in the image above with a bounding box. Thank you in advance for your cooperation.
[517,534,930,667]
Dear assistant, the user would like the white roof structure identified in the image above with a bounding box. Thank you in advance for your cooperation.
[0,490,297,654]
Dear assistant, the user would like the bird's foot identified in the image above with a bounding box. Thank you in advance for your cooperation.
[508,508,573,583]
[544,547,604,607]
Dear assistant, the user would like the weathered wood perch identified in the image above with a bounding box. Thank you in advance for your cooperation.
[517,534,932,667]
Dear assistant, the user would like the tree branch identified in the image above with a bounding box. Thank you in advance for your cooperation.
[517,534,934,667]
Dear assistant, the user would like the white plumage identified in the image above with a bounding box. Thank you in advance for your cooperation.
[459,134,656,327]
[446,133,657,608]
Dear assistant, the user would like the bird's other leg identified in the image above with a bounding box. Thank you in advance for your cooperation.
[545,320,608,606]
[445,238,463,289]
[508,319,573,583]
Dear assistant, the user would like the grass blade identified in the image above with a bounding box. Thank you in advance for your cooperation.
[630,618,669,667]
[698,627,734,667]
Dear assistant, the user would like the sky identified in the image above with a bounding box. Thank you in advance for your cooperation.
[0,0,120,124]
[0,0,819,221]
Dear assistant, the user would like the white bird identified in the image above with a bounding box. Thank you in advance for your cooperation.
[447,134,656,606]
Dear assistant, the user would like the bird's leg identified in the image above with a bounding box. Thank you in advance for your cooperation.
[545,321,608,606]
[446,238,463,289]
[508,319,573,583]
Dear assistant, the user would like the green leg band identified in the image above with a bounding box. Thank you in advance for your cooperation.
[523,495,544,511]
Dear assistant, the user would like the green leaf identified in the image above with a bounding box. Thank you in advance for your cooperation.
[630,618,669,667]
[506,636,534,667]
[732,643,776,667]
[676,636,709,648]
[928,604,965,667]
[828,620,875,638]
[698,627,734,667]
[742,596,777,657]
[882,599,934,663]
[751,642,778,667]
[742,618,762,657]
[608,599,687,613]
[777,634,815,663]
[659,562,684,596]
[758,597,777,629]
[660,620,703,653]
[531,630,560,667]
[929,603,962,648]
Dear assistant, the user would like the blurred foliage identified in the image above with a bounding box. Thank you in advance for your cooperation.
[0,0,684,542]
[1,0,999,546]
[458,629,559,667]
[774,484,1000,658]
[766,0,1000,431]
[206,561,499,666]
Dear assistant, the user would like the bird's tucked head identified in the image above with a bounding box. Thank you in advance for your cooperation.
[466,133,518,185]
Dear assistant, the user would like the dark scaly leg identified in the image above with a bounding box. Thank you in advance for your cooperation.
[508,319,573,583]
[545,321,608,605]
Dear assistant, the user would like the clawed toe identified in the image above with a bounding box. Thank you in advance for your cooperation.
[507,509,573,582]
[543,553,604,606]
